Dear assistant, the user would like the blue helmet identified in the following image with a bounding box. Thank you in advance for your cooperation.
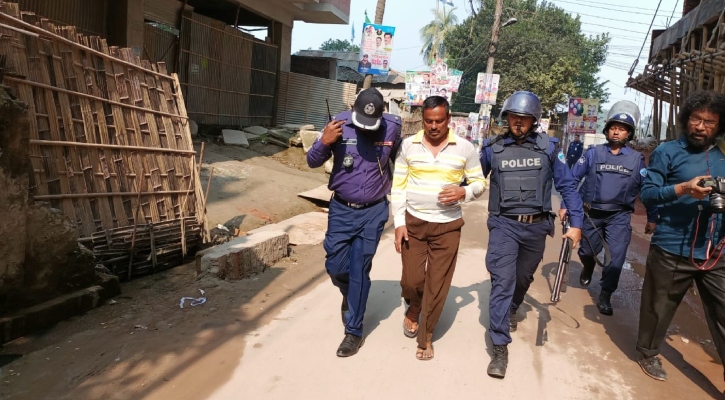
[499,91,542,126]
[603,100,640,141]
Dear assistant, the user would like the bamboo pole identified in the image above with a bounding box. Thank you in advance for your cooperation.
[33,190,194,200]
[29,140,196,154]
[128,166,146,280]
[5,76,189,120]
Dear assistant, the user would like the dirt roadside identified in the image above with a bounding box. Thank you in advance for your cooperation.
[0,140,333,400]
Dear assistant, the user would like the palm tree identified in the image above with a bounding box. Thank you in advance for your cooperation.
[420,7,459,66]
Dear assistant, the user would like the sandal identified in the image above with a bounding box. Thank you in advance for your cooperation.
[416,343,434,361]
[403,307,419,338]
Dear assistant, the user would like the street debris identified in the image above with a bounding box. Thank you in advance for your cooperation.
[180,289,207,308]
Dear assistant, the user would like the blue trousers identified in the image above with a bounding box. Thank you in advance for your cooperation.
[486,214,554,346]
[578,210,632,293]
[323,197,389,336]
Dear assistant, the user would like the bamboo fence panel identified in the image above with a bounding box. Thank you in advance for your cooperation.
[0,3,206,278]
[179,11,277,127]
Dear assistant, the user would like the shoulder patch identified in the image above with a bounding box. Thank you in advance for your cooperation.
[640,168,647,177]
[578,156,586,165]
[557,151,566,163]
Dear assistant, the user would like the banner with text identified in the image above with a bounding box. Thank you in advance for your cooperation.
[358,23,395,75]
[568,98,599,135]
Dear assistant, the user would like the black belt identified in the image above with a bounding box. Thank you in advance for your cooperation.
[333,194,385,210]
[501,212,549,224]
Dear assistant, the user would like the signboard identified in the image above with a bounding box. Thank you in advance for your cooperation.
[358,23,395,76]
[475,73,500,105]
[568,98,599,135]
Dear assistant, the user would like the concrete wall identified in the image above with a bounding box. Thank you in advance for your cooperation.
[0,87,96,314]
[0,87,30,310]
[270,21,293,72]
[106,0,145,57]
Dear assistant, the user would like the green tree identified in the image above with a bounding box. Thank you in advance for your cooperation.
[420,6,459,65]
[445,0,610,114]
[318,38,360,52]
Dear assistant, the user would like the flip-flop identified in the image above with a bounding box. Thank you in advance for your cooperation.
[416,344,434,361]
[403,320,418,338]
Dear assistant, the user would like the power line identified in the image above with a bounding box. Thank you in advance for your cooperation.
[550,0,675,14]
[630,0,664,76]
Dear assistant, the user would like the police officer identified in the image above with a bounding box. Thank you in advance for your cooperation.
[480,91,583,378]
[560,101,657,316]
[307,88,402,357]
[566,134,584,168]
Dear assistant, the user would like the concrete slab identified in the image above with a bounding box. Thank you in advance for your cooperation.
[300,130,320,153]
[280,123,314,132]
[222,129,249,147]
[196,230,289,280]
[248,212,328,246]
[243,126,269,136]
[297,184,333,203]
[0,285,111,344]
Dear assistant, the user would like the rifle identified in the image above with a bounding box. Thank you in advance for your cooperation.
[551,217,573,303]
[326,99,332,122]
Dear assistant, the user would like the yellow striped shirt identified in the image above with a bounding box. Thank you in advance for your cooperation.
[391,129,486,227]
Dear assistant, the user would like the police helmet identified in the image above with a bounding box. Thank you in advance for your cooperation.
[603,100,640,141]
[499,91,542,126]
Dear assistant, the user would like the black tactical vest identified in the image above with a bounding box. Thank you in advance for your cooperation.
[582,145,642,211]
[489,132,554,215]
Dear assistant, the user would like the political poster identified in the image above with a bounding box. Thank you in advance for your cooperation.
[475,73,500,105]
[568,98,599,135]
[539,118,551,133]
[358,23,395,75]
[405,71,433,106]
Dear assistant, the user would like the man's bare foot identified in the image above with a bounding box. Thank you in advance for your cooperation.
[416,342,434,361]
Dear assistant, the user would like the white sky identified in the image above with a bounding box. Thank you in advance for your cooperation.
[290,0,681,113]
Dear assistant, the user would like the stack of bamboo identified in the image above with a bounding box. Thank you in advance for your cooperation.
[0,2,207,279]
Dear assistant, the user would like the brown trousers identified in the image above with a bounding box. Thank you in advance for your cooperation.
[400,211,464,348]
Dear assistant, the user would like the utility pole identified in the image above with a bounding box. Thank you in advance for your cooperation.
[362,0,387,89]
[478,0,504,138]
[485,0,504,76]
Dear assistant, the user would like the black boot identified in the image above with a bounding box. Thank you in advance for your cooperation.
[487,345,509,378]
[637,355,667,381]
[579,256,596,287]
[341,295,348,325]
[336,333,365,357]
[598,290,613,316]
[509,308,518,332]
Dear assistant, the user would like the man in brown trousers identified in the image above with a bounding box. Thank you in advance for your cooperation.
[391,96,486,360]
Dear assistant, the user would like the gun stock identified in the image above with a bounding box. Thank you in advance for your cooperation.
[551,220,573,303]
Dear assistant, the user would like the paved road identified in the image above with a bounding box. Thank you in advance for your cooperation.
[203,200,724,400]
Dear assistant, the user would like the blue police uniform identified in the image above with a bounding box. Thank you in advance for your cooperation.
[566,140,584,168]
[571,144,657,294]
[481,131,584,346]
[307,110,402,337]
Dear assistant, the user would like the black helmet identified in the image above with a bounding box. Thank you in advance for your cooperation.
[499,91,542,126]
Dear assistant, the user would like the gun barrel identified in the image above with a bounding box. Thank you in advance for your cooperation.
[551,237,573,303]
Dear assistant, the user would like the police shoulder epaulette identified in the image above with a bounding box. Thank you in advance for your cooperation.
[383,113,402,125]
